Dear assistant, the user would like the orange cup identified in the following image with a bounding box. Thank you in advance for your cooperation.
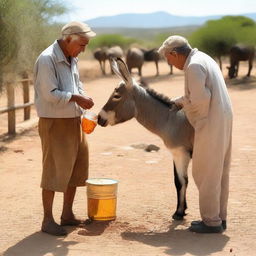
[81,112,98,134]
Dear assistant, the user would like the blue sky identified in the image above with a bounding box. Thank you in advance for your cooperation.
[57,0,256,22]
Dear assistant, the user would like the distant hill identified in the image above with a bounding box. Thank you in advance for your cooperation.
[91,26,199,39]
[86,11,256,28]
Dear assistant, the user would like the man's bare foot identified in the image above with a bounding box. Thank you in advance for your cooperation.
[60,215,84,226]
[41,220,67,236]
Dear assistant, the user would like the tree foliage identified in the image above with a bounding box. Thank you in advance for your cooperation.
[0,0,66,90]
[189,16,256,59]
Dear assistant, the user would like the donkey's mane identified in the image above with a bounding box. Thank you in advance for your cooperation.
[145,87,175,108]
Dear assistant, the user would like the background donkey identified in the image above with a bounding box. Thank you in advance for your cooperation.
[141,48,161,76]
[98,58,194,220]
[93,47,108,75]
[107,46,124,74]
[126,47,173,77]
[126,47,144,76]
[227,44,255,79]
[141,48,173,76]
[94,46,124,75]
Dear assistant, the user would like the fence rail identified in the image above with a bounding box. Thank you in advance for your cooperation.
[0,75,34,135]
[0,102,34,114]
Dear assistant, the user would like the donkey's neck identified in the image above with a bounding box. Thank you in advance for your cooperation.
[132,85,174,138]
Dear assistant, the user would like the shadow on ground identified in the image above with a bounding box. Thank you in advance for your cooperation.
[77,219,112,236]
[3,229,77,256]
[0,128,38,156]
[226,76,256,90]
[121,221,230,256]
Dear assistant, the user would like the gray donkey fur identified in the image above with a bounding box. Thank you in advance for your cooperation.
[126,47,144,76]
[98,58,194,220]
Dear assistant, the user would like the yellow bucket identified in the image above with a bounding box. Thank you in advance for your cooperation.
[86,178,118,221]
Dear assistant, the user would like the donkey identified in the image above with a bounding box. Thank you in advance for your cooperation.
[227,45,255,79]
[98,58,194,220]
[126,47,144,76]
[93,47,108,75]
[142,48,160,76]
[107,46,124,74]
[142,48,173,76]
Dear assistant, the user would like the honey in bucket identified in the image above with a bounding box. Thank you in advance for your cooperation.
[82,111,98,134]
[86,178,118,221]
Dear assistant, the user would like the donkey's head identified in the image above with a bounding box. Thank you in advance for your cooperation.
[98,58,137,127]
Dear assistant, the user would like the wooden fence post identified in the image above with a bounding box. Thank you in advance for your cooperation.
[7,82,16,135]
[22,72,30,120]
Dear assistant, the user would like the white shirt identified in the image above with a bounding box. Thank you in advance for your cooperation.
[33,40,85,118]
[175,48,232,127]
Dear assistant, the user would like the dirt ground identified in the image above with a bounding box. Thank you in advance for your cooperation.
[0,60,256,256]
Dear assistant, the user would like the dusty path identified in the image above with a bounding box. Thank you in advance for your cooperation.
[0,61,256,256]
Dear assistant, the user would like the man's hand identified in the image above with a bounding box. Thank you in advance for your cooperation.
[70,94,94,109]
[173,96,184,109]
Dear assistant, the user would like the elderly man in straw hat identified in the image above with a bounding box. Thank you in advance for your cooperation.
[34,21,96,236]
[158,36,233,233]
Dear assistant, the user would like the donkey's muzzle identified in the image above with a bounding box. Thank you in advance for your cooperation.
[97,115,108,127]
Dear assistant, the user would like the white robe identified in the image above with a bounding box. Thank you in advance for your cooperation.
[175,49,233,226]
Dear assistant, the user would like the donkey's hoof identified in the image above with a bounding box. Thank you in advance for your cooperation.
[172,213,184,220]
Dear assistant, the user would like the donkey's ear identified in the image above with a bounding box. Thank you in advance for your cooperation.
[111,57,132,86]
[110,58,124,80]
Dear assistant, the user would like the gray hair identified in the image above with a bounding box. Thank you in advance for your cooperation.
[172,45,192,56]
[158,35,192,57]
[62,33,83,41]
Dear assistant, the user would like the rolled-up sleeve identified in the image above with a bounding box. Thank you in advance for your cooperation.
[35,56,72,105]
[78,81,86,96]
[183,63,211,125]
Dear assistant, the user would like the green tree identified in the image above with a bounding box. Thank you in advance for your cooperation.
[0,0,67,91]
[189,16,256,69]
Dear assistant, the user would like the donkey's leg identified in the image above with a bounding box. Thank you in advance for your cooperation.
[99,61,105,75]
[109,60,115,74]
[247,59,253,76]
[170,64,173,75]
[171,149,191,220]
[103,60,106,75]
[155,61,159,76]
[235,63,239,77]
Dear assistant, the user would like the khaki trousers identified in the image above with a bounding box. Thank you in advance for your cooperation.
[39,117,89,192]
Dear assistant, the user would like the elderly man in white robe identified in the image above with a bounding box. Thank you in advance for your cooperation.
[158,36,233,233]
